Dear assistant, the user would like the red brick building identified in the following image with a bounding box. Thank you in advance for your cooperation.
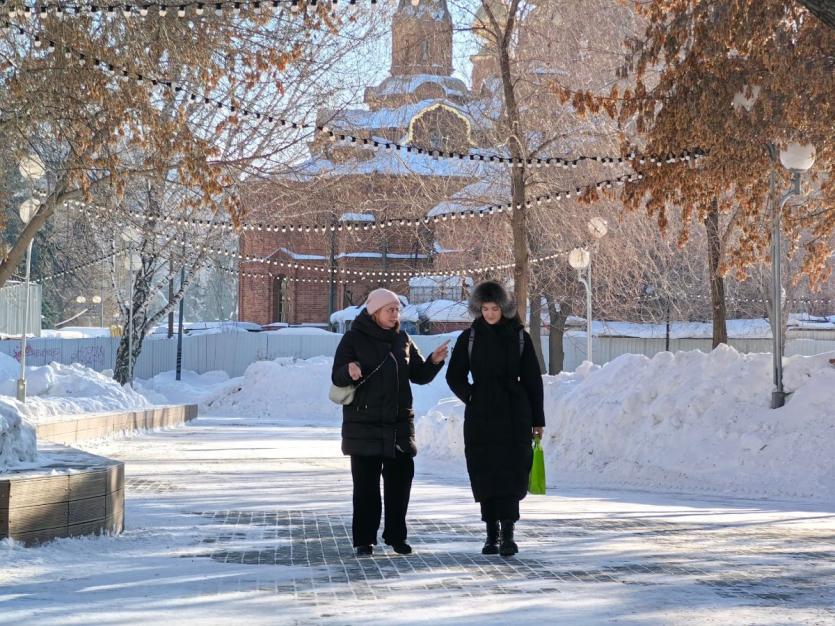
[238,0,493,326]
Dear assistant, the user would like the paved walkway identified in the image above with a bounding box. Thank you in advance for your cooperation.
[2,416,834,625]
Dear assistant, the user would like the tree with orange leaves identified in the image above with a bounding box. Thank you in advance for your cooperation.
[554,0,833,347]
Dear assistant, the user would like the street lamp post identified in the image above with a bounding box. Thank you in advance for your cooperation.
[770,143,816,409]
[76,295,103,327]
[15,155,46,403]
[568,217,609,364]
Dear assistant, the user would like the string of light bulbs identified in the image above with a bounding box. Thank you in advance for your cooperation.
[639,292,833,307]
[214,262,367,285]
[34,248,122,283]
[7,21,705,169]
[67,172,645,234]
[178,234,577,279]
[0,0,389,19]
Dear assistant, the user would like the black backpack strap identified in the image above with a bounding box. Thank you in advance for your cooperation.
[468,327,475,360]
[468,327,524,358]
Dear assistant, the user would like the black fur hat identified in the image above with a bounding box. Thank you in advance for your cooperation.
[468,280,517,318]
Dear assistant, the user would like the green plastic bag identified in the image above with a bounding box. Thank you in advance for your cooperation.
[528,435,546,495]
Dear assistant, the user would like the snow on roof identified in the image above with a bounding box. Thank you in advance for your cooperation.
[277,247,328,261]
[366,75,467,103]
[339,213,375,222]
[336,251,429,260]
[433,240,465,254]
[409,275,472,288]
[417,299,472,323]
[322,99,471,133]
[292,147,485,180]
[427,175,509,217]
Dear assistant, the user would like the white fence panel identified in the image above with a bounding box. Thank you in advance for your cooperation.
[3,331,834,382]
[264,333,342,362]
[0,282,42,337]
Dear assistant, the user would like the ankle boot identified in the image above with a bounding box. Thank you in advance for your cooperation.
[481,521,499,555]
[499,520,518,556]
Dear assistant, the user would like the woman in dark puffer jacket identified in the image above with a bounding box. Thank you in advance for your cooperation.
[332,288,448,557]
[446,281,545,557]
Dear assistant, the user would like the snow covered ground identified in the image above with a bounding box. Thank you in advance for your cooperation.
[3,340,835,503]
[140,345,835,504]
[1,413,833,625]
[2,345,835,624]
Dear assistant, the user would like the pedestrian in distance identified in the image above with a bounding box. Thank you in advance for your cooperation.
[332,288,449,557]
[445,281,545,556]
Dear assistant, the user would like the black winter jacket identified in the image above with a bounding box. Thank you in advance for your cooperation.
[332,310,443,457]
[445,317,545,502]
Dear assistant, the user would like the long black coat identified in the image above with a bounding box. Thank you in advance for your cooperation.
[446,317,545,502]
[332,310,443,458]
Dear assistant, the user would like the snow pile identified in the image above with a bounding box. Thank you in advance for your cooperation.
[416,299,471,323]
[0,355,151,424]
[41,327,112,339]
[417,346,835,502]
[0,401,37,470]
[200,356,343,425]
[135,369,232,406]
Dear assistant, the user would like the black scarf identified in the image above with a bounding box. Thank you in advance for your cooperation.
[352,309,399,345]
[473,315,520,380]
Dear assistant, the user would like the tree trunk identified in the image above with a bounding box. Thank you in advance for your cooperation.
[546,295,570,374]
[705,200,728,347]
[529,291,546,372]
[510,166,529,325]
[489,0,528,324]
[0,188,65,288]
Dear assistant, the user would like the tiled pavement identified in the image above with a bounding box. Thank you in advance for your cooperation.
[29,419,834,625]
[178,508,835,619]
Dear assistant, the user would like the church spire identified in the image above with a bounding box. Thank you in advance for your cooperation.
[391,0,453,76]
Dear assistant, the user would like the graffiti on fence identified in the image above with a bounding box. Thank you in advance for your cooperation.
[69,345,108,370]
[11,344,62,363]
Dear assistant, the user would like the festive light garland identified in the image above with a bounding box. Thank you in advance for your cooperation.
[178,234,576,279]
[67,172,644,234]
[34,248,122,283]
[0,0,383,19]
[4,21,705,169]
[214,262,366,285]
[639,292,833,307]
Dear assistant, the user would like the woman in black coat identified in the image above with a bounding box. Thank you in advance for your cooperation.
[446,281,545,556]
[332,288,448,557]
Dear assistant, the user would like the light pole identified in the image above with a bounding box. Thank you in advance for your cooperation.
[15,155,46,403]
[770,143,816,409]
[568,217,609,364]
[75,295,103,327]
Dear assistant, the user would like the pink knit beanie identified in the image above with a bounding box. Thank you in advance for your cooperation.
[364,288,401,315]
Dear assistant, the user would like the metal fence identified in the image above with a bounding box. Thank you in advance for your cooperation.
[0,282,42,338]
[1,330,833,379]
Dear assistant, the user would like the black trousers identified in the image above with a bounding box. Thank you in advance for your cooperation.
[480,496,520,523]
[350,451,414,547]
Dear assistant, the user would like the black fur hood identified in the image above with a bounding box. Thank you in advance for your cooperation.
[467,280,517,319]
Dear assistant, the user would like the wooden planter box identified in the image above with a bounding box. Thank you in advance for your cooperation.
[2,403,197,545]
[0,445,124,546]
[36,404,198,445]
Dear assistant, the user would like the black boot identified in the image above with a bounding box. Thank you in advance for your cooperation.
[481,521,499,555]
[499,520,518,556]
